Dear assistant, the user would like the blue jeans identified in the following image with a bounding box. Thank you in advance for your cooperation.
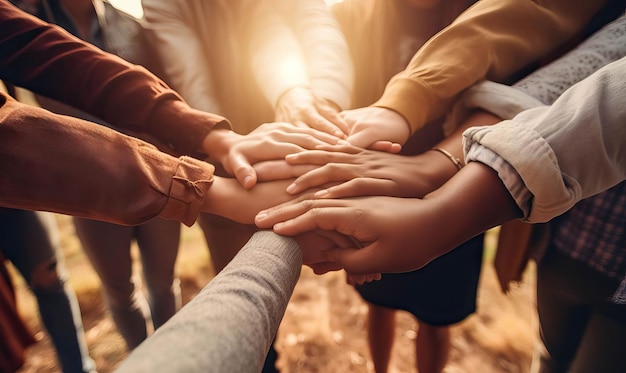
[0,208,96,373]
[73,216,181,350]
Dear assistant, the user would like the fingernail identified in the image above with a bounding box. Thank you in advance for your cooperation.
[314,189,328,198]
[256,212,267,221]
[243,176,253,188]
[286,183,296,194]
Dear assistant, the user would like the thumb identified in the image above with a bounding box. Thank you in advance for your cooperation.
[331,242,384,275]
[230,155,257,189]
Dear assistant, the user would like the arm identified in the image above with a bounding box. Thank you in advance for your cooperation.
[141,0,223,114]
[374,0,612,133]
[291,0,353,113]
[464,57,626,223]
[0,2,341,189]
[0,95,311,227]
[0,1,227,156]
[116,231,302,373]
[247,1,352,137]
[255,162,521,274]
[255,59,626,273]
[0,94,214,227]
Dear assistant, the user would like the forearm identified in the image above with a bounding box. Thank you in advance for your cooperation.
[375,0,608,132]
[423,162,522,249]
[248,4,310,109]
[293,0,354,110]
[141,0,223,114]
[0,95,214,226]
[117,231,302,373]
[412,110,504,196]
[449,12,626,127]
[464,58,626,222]
[203,177,297,225]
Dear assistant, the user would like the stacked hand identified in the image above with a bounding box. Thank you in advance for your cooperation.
[201,121,341,189]
[255,195,450,274]
[255,163,522,275]
[275,86,349,139]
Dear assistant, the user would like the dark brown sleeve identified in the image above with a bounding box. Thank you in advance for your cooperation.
[0,1,230,155]
[0,94,214,226]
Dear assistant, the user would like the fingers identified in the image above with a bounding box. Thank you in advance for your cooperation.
[285,163,358,195]
[369,140,402,153]
[229,154,257,189]
[258,122,342,145]
[254,160,317,181]
[314,178,395,199]
[255,199,351,232]
[317,110,350,136]
[328,242,386,275]
[307,262,343,275]
[285,144,360,165]
[315,98,350,135]
[305,115,348,139]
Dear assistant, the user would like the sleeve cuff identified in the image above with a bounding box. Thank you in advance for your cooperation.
[160,156,215,226]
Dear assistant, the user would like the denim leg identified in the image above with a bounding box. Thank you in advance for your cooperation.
[73,217,150,350]
[33,276,96,373]
[135,217,181,330]
[0,208,95,373]
[117,232,302,373]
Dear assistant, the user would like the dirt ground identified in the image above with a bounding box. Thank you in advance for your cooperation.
[13,214,538,373]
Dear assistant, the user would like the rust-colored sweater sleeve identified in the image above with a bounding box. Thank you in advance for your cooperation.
[0,94,214,226]
[0,1,230,155]
[374,0,609,133]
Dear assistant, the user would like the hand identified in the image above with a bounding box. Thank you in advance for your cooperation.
[292,229,352,274]
[203,177,302,224]
[275,87,349,138]
[280,142,457,197]
[253,159,319,183]
[255,162,523,274]
[292,230,381,282]
[255,196,449,274]
[341,107,410,151]
[346,273,382,286]
[201,122,340,189]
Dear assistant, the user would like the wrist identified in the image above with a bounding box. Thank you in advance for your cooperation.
[429,147,464,171]
[201,127,236,163]
[411,152,459,197]
[275,86,312,109]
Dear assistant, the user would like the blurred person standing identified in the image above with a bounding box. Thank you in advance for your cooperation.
[331,1,478,372]
[141,2,353,370]
[10,0,183,353]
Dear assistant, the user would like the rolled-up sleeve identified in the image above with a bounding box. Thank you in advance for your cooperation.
[463,58,626,222]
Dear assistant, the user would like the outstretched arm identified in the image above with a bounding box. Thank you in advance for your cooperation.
[0,95,214,226]
[255,162,521,274]
[375,0,612,133]
[255,58,626,274]
[116,231,303,373]
[248,0,352,137]
[463,57,626,222]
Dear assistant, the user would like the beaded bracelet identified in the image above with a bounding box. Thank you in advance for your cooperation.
[430,147,463,171]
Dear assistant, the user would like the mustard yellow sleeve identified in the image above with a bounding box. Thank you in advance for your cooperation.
[374,0,609,133]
